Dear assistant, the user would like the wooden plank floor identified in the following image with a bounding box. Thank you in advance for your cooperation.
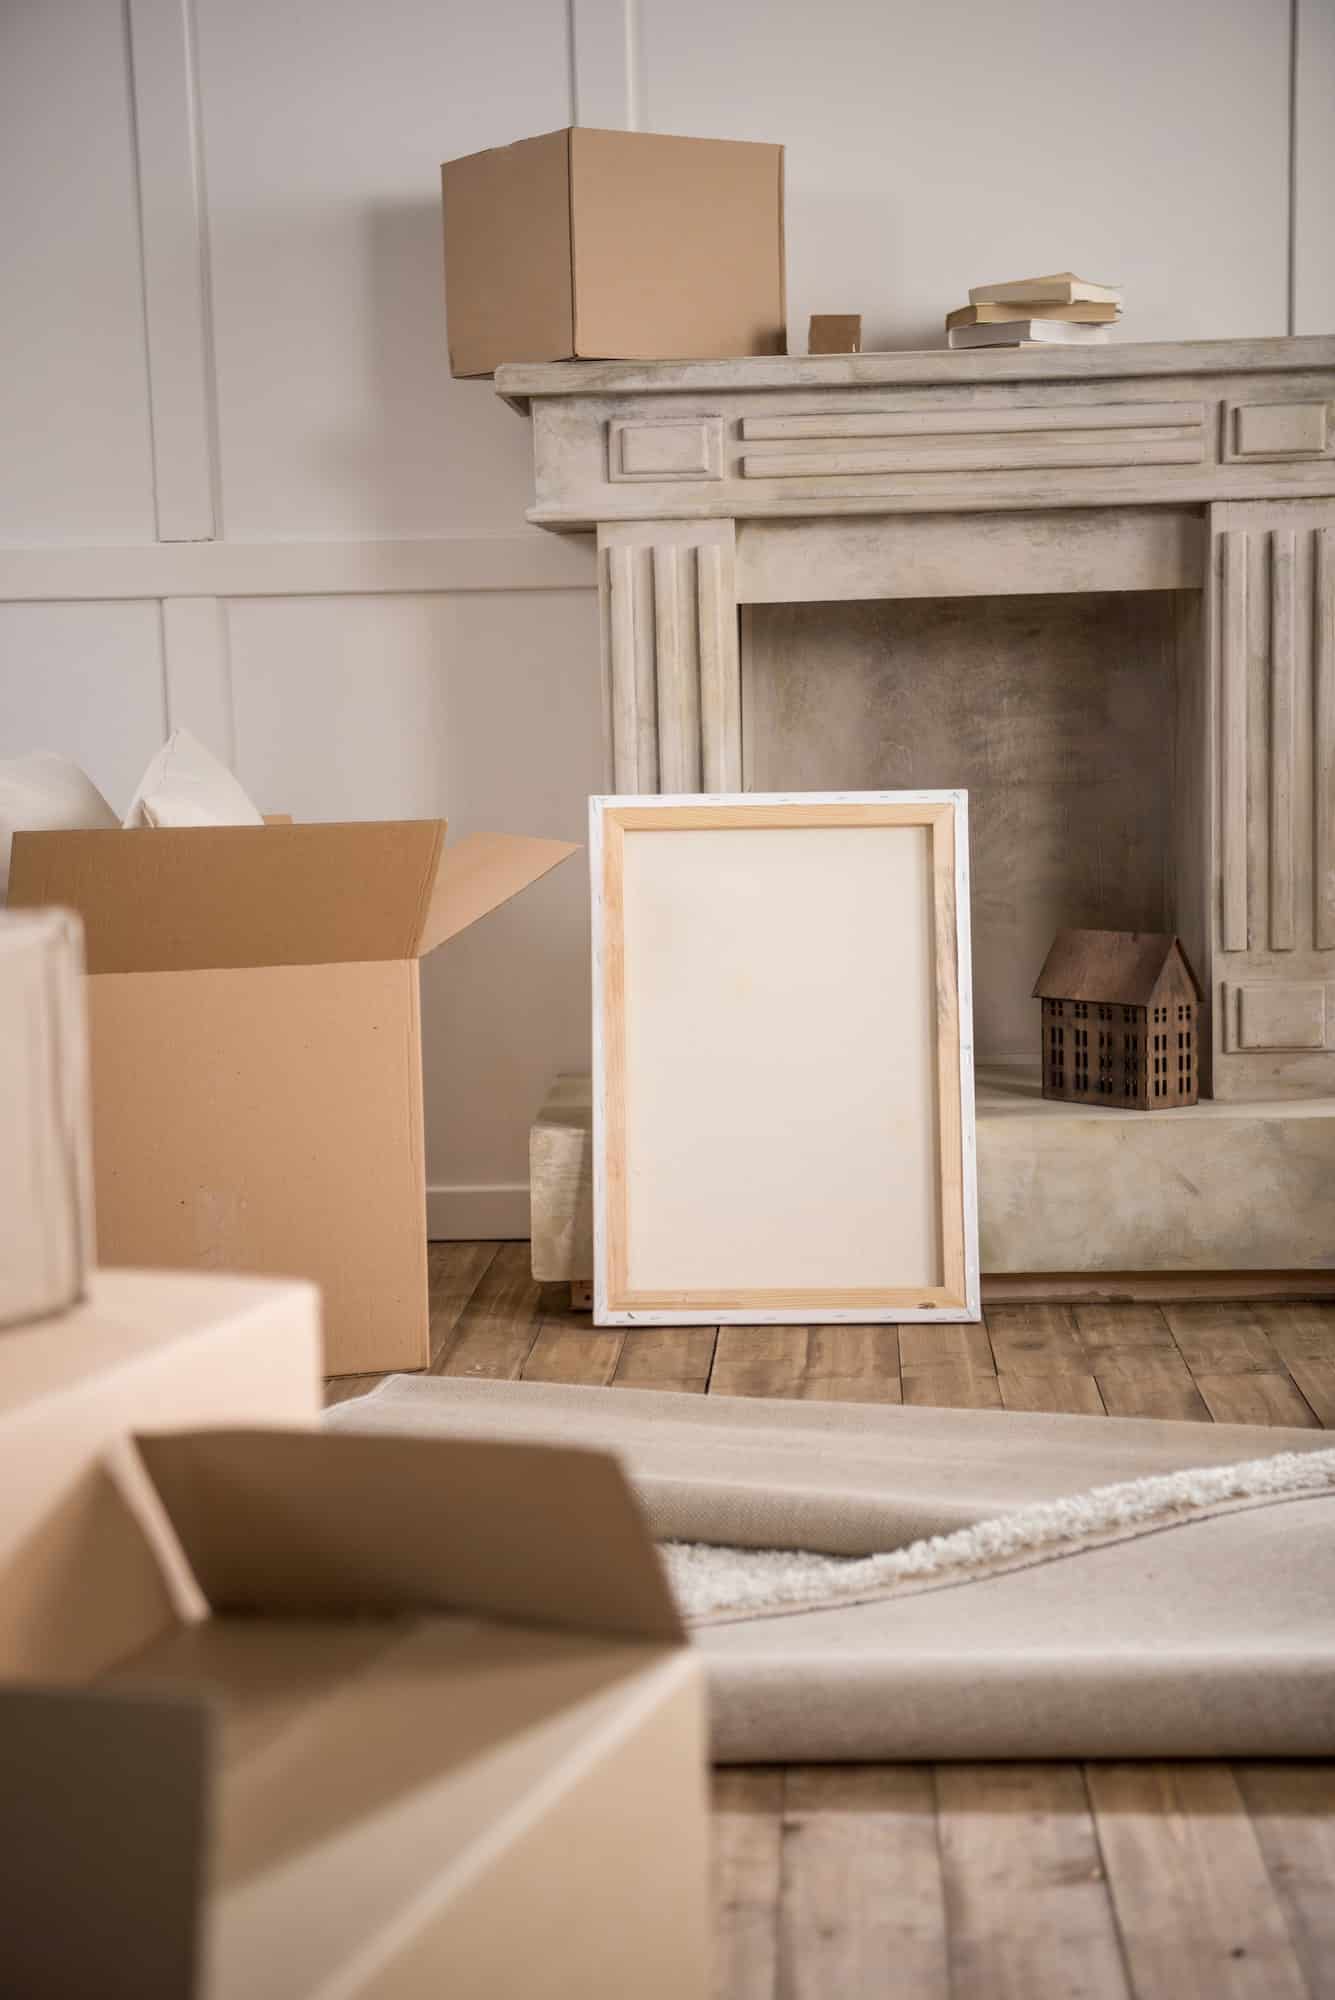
[326,1243,1335,1999]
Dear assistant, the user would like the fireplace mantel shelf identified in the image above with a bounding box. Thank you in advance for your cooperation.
[501,336,1335,1276]
[497,334,1335,406]
[498,336,1335,533]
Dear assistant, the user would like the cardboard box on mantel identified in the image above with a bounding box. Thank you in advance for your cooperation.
[442,126,786,376]
[0,1428,711,2000]
[8,821,575,1376]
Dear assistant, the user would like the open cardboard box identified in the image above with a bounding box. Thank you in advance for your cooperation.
[8,822,576,1375]
[0,1427,710,2000]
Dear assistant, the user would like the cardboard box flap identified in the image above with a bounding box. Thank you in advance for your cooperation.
[136,1429,685,1643]
[0,1686,209,1999]
[415,830,579,957]
[7,822,447,972]
[0,1458,188,1684]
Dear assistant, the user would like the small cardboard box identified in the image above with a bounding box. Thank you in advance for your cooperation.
[0,909,95,1327]
[0,1428,711,2000]
[8,822,575,1376]
[442,126,786,376]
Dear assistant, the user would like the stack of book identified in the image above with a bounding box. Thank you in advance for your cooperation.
[945,272,1122,348]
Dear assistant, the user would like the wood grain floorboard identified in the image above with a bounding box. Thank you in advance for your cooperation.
[323,1250,1335,1997]
[711,1325,903,1403]
[1162,1301,1289,1375]
[426,1240,499,1367]
[986,1303,1087,1373]
[777,1768,948,1999]
[1091,1348,1213,1421]
[1087,1763,1312,2000]
[936,1764,1131,1999]
[432,1239,546,1380]
[1233,1764,1335,1997]
[900,1322,999,1408]
[1252,1304,1335,1425]
[522,1283,625,1385]
[322,1370,385,1407]
[997,1367,1106,1414]
[712,1770,783,2000]
[613,1325,717,1393]
[1191,1368,1320,1427]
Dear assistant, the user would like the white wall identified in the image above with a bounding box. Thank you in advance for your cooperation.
[2,0,1331,1236]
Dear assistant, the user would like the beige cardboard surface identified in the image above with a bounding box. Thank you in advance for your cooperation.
[416,829,579,953]
[0,1270,320,1680]
[442,126,785,375]
[116,1617,706,2000]
[0,1685,210,1999]
[89,962,428,1374]
[571,128,785,362]
[136,1426,685,1642]
[8,821,447,972]
[1,1426,709,1999]
[442,128,575,378]
[0,909,95,1326]
[10,821,575,1375]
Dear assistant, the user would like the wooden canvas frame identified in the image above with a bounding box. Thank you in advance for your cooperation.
[590,791,979,1325]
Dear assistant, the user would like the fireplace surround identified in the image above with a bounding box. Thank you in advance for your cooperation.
[499,339,1335,1280]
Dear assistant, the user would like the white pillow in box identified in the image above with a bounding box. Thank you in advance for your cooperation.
[123,727,264,829]
[0,753,118,903]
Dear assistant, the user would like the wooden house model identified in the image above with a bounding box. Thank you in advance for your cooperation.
[1032,929,1203,1108]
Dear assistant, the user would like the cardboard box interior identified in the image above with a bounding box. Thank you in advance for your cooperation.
[8,822,576,1376]
[442,126,786,375]
[1,1427,709,2000]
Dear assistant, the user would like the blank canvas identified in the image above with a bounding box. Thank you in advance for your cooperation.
[591,793,978,1324]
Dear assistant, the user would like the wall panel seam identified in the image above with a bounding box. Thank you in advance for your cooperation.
[0,536,596,602]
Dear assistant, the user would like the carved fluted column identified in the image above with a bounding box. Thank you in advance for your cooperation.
[1210,500,1335,1098]
[597,519,741,793]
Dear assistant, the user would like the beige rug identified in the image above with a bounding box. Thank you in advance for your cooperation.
[328,1376,1335,1761]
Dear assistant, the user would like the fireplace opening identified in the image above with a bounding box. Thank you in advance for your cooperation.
[742,589,1202,1074]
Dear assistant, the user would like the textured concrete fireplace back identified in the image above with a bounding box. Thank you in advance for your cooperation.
[744,589,1187,1070]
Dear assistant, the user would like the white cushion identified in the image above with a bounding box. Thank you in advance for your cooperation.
[0,753,118,903]
[123,728,263,830]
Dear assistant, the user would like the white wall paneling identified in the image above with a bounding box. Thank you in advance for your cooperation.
[637,0,1292,351]
[1293,0,1335,335]
[226,594,455,824]
[191,0,572,542]
[125,0,219,540]
[422,587,604,1237]
[161,597,232,763]
[570,0,641,130]
[0,603,166,811]
[0,1,156,542]
[0,536,595,603]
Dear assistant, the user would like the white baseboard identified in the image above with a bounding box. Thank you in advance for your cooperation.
[427,1182,530,1241]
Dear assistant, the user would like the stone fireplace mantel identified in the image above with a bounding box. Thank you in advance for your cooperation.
[499,338,1335,1281]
